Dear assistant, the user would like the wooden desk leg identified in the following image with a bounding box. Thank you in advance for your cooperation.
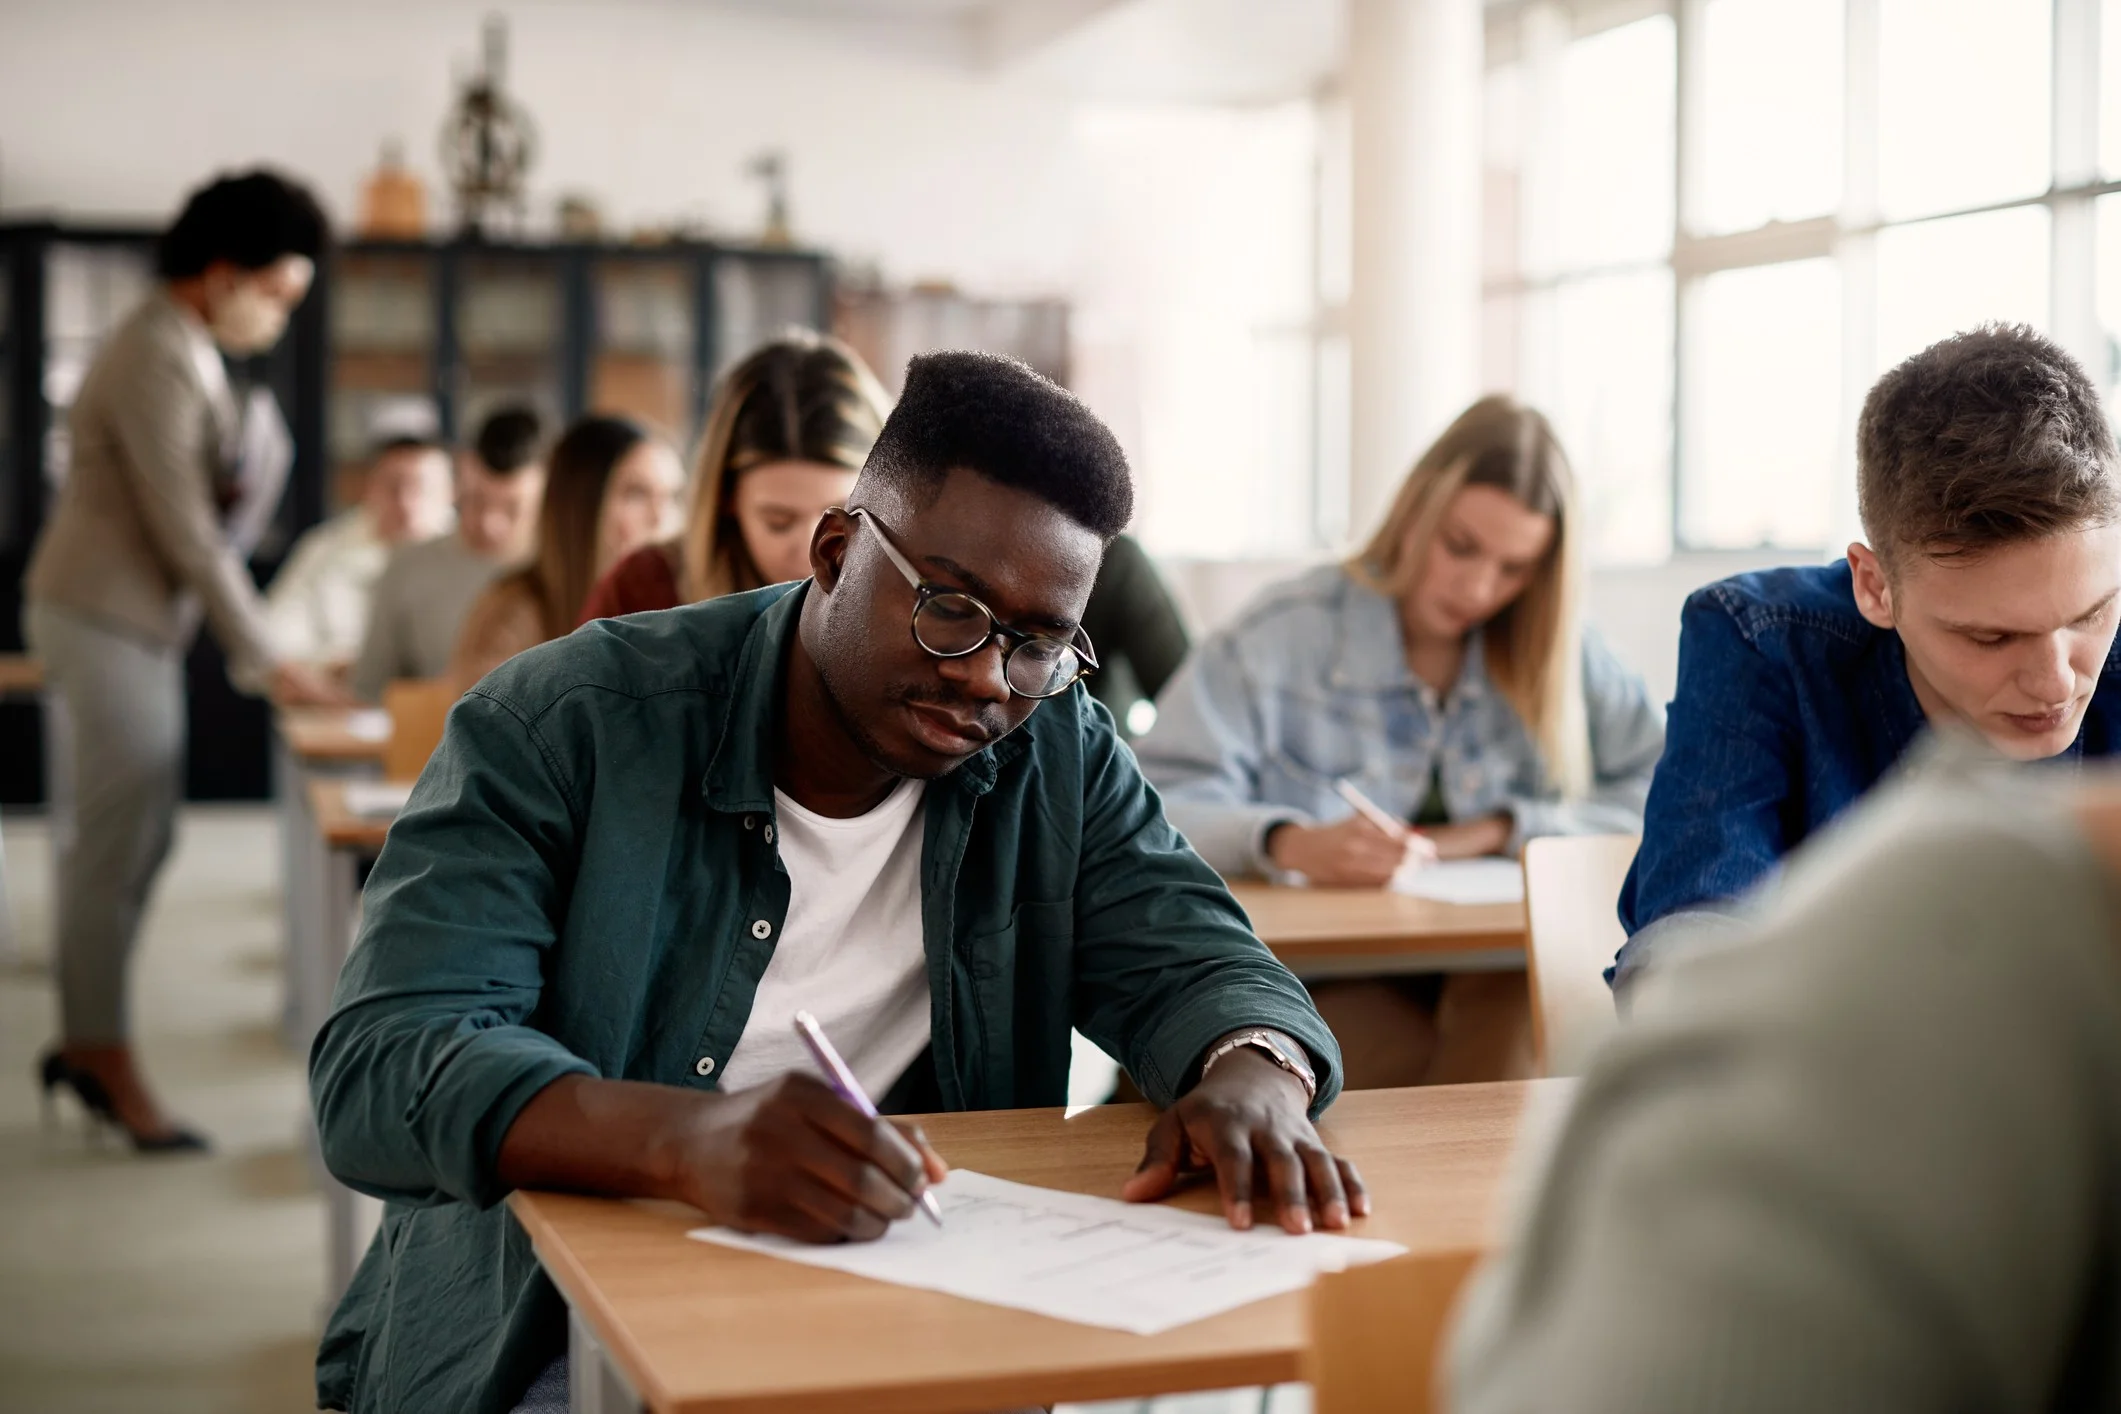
[569,1304,645,1414]
[276,733,312,1050]
[317,846,371,1307]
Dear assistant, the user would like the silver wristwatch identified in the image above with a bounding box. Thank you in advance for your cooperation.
[1199,1027,1317,1105]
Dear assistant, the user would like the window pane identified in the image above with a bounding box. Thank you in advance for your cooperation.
[1681,259,1842,549]
[1878,0,2051,219]
[2106,0,2121,177]
[1522,271,1675,565]
[2096,195,2121,432]
[1699,0,1843,234]
[1875,206,2050,375]
[1541,16,1676,272]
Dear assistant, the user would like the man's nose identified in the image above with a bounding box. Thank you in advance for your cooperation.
[935,641,1012,704]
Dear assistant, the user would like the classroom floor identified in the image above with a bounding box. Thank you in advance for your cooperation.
[0,807,1305,1414]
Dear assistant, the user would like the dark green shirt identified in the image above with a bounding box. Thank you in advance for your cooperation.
[309,582,1342,1414]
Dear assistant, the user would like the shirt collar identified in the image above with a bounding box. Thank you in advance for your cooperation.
[699,581,1022,813]
[1324,567,1489,705]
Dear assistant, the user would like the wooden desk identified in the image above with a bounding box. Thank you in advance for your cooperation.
[277,705,392,763]
[297,777,393,1309]
[512,1080,1574,1414]
[1226,881,1528,976]
[0,653,42,698]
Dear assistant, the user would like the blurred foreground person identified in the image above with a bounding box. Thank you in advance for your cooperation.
[24,169,343,1153]
[1452,748,2121,1413]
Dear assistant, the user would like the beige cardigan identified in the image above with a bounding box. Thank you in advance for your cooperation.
[25,290,283,687]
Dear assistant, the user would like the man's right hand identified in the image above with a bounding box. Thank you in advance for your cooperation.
[654,1073,947,1242]
[270,661,355,707]
[1267,814,1436,887]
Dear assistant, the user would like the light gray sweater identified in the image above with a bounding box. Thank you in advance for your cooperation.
[1452,760,2121,1413]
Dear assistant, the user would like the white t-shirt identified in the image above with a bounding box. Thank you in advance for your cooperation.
[716,777,933,1098]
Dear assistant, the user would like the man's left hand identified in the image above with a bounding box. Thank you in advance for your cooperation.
[1121,1048,1370,1233]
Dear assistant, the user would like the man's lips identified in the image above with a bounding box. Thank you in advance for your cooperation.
[904,700,995,753]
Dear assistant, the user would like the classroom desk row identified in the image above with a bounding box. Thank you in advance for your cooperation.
[272,706,1538,1336]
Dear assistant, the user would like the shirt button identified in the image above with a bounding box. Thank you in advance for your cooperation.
[751,919,772,940]
[763,824,776,844]
[695,1057,715,1077]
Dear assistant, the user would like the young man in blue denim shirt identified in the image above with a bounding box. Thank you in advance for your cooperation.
[1617,325,2121,992]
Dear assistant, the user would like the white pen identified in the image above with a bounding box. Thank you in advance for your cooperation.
[792,1009,945,1228]
[1332,777,1408,836]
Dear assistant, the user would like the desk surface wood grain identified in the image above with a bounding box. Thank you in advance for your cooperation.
[511,1080,1572,1414]
[307,778,392,852]
[0,653,44,697]
[277,707,390,763]
[1224,880,1527,962]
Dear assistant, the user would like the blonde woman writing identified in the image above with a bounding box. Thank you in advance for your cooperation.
[1137,395,1664,1083]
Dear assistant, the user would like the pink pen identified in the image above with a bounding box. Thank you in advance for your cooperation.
[793,1009,944,1227]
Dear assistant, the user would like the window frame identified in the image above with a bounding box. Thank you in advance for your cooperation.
[1479,0,2121,560]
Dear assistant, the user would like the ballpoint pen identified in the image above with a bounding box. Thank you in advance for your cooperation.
[1333,777,1409,836]
[793,1009,945,1227]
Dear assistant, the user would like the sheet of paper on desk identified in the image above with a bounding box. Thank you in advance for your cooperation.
[344,708,392,742]
[689,1169,1406,1335]
[1391,857,1525,905]
[343,780,414,818]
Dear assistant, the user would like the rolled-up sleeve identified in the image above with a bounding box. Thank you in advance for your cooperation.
[308,690,596,1209]
[1134,637,1304,877]
[1071,697,1342,1115]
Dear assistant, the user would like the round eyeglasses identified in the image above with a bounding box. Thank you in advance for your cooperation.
[850,507,1098,700]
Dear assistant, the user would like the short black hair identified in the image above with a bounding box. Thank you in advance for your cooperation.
[859,351,1132,538]
[473,405,547,475]
[157,169,330,279]
[1858,323,2119,565]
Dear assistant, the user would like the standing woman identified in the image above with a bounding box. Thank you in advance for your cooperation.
[447,414,681,690]
[25,170,348,1152]
[1137,394,1664,1085]
[577,331,887,622]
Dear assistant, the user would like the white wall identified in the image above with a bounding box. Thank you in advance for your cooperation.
[0,0,1088,295]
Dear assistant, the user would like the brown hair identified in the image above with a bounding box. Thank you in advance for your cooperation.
[1858,324,2119,568]
[505,414,652,638]
[1348,395,1587,794]
[677,332,889,602]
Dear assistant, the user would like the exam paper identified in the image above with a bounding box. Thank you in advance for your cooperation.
[344,709,393,743]
[689,1169,1405,1335]
[342,780,414,818]
[1391,857,1524,906]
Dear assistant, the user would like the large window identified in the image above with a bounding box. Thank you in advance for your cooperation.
[1484,0,2120,564]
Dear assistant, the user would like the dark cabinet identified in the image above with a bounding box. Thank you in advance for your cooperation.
[0,225,832,804]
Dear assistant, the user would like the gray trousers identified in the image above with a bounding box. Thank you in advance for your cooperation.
[24,602,186,1044]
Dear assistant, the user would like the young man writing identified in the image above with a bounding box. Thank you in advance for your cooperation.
[350,405,548,700]
[1616,325,2121,991]
[310,353,1359,1414]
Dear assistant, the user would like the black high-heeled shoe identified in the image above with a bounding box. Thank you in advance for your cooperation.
[35,1050,210,1155]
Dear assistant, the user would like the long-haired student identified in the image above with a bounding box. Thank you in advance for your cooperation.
[578,332,888,621]
[1137,394,1663,1084]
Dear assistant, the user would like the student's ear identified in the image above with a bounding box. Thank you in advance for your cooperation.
[1848,542,1897,630]
[810,508,855,593]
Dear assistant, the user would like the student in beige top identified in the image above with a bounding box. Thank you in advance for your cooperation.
[24,170,347,1153]
[447,414,680,691]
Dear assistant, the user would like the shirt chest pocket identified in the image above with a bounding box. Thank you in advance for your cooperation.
[961,898,1075,1109]
[1263,687,1394,791]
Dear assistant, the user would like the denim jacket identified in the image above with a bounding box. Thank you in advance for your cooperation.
[1615,560,2121,991]
[1135,564,1666,877]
